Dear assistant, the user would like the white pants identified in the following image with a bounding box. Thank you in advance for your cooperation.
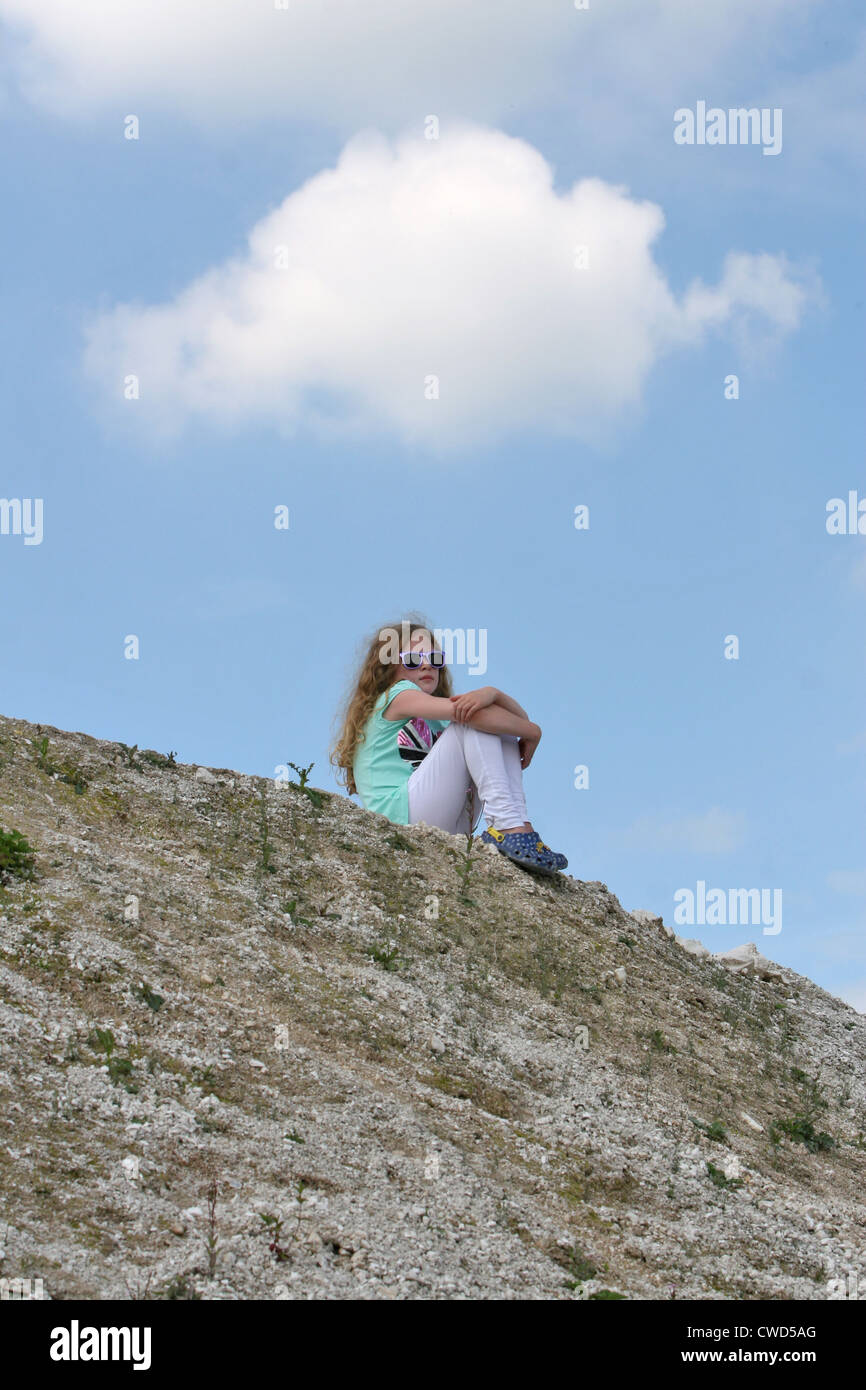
[407,723,528,836]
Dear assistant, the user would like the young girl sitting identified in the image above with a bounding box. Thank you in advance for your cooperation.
[330,617,567,876]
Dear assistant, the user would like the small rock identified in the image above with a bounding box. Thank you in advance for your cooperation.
[194,767,218,784]
[169,1223,186,1237]
[614,965,627,985]
[121,1156,140,1182]
[631,909,663,929]
[740,1111,764,1132]
[714,943,782,982]
[429,1036,446,1054]
[675,937,711,959]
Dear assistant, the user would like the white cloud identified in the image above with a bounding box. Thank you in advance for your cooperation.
[622,806,747,853]
[81,125,816,451]
[4,0,860,205]
[0,0,575,126]
[0,0,821,132]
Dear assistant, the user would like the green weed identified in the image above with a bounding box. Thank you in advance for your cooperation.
[0,828,36,883]
[776,1116,835,1153]
[693,1117,728,1144]
[288,762,326,810]
[368,942,402,972]
[706,1161,743,1191]
[141,749,178,770]
[132,982,164,1012]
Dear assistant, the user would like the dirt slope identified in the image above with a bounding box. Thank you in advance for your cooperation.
[1,713,864,1300]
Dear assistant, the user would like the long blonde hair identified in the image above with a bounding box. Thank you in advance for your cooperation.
[330,614,454,796]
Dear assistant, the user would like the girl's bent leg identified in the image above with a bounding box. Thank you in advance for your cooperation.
[492,731,530,827]
[407,723,528,835]
[407,724,477,835]
[452,724,528,830]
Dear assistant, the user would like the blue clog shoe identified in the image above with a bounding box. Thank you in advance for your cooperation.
[481,827,561,877]
[533,836,568,870]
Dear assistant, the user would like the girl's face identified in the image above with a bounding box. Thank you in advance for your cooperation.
[397,629,441,694]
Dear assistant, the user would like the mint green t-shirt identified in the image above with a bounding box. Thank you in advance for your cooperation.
[353,679,450,825]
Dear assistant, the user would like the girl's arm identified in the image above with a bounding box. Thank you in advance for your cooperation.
[490,687,529,719]
[385,688,539,742]
[450,685,529,721]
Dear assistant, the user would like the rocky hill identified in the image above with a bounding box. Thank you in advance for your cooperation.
[1,712,864,1300]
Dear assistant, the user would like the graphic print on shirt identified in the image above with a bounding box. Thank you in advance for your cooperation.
[396,717,441,770]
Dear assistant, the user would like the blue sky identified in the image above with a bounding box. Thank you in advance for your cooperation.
[1,0,863,1007]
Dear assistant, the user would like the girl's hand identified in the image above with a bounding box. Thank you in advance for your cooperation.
[449,687,498,722]
[519,724,541,769]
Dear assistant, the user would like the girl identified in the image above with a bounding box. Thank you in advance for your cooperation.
[331,617,567,876]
